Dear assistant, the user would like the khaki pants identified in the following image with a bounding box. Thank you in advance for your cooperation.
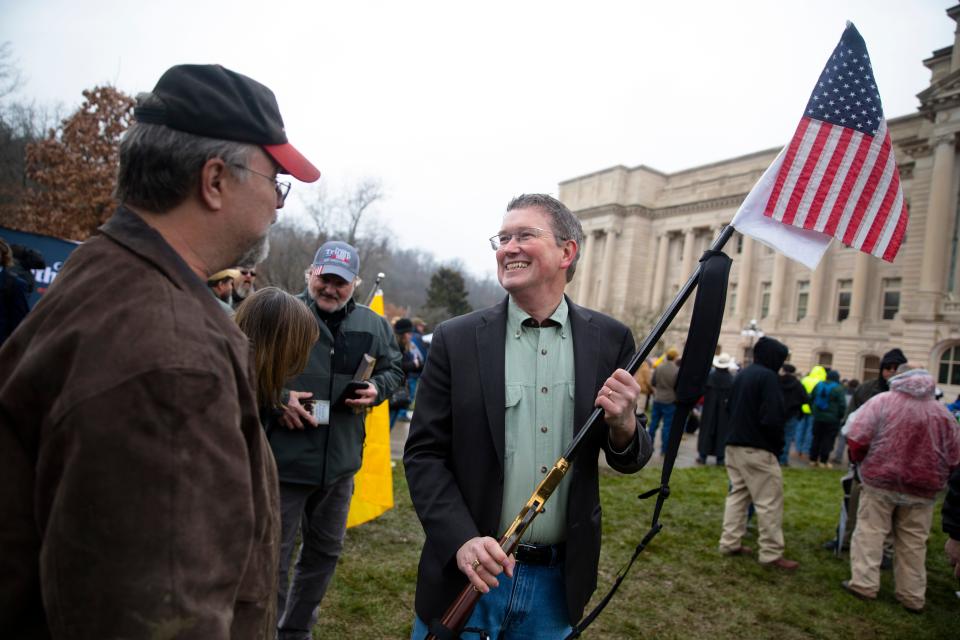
[719,446,785,563]
[848,485,934,610]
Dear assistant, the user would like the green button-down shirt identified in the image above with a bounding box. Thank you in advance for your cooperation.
[498,296,575,544]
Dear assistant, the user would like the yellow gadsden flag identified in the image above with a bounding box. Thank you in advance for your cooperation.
[346,288,394,527]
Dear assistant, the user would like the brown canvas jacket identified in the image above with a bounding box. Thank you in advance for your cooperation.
[0,207,279,639]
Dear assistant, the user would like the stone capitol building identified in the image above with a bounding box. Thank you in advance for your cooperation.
[560,6,960,400]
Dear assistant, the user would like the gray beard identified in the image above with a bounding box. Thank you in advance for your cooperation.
[234,235,270,269]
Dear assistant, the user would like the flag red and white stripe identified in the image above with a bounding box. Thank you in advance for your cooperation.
[764,117,908,262]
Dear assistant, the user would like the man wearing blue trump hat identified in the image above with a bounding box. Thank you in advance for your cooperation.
[269,239,402,639]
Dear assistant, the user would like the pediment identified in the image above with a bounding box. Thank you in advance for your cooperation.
[917,68,960,118]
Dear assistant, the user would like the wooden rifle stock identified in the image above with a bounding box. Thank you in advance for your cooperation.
[426,226,736,640]
[427,460,570,639]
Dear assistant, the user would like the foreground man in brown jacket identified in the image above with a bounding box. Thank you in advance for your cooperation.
[0,64,320,639]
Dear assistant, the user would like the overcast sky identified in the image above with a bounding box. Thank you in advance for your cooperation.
[0,0,953,280]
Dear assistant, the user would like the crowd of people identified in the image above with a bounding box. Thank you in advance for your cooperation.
[639,340,960,612]
[0,61,958,640]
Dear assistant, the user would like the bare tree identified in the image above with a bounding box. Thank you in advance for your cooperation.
[257,222,322,293]
[303,177,384,246]
[341,178,383,245]
[0,42,23,101]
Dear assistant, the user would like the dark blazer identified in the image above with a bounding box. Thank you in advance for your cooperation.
[403,296,652,626]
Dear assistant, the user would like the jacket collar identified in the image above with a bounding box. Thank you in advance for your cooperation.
[99,206,245,340]
[100,206,210,299]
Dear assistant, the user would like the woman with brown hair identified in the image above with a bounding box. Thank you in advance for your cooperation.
[235,287,319,422]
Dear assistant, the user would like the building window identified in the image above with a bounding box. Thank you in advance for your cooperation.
[881,277,901,320]
[836,279,852,322]
[736,233,743,254]
[939,344,960,386]
[818,352,833,367]
[861,355,880,382]
[796,280,809,321]
[743,346,754,367]
[759,281,771,319]
[728,282,737,315]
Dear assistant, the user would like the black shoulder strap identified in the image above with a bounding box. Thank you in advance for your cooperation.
[566,248,731,639]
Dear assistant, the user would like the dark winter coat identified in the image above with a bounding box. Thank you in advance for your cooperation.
[697,367,734,458]
[811,370,846,425]
[0,267,29,346]
[944,468,960,541]
[846,348,908,419]
[269,296,403,488]
[725,337,789,456]
[0,207,280,638]
[779,373,809,421]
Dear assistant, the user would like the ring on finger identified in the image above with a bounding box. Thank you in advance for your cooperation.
[471,559,481,570]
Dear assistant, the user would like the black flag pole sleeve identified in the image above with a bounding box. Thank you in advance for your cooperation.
[566,241,732,640]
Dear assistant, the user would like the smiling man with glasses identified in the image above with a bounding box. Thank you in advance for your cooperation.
[405,193,653,639]
[0,64,320,639]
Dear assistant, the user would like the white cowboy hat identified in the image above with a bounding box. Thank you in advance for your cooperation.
[712,353,733,369]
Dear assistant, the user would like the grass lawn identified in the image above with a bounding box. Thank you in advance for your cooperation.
[319,463,957,639]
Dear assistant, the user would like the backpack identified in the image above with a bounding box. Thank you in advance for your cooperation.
[814,381,836,411]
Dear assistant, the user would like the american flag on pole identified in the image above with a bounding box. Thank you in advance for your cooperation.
[731,22,909,268]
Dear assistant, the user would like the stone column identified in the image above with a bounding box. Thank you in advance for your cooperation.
[680,228,697,279]
[918,133,956,311]
[846,251,872,329]
[679,228,698,318]
[767,252,787,325]
[807,252,828,328]
[597,229,618,311]
[950,4,960,72]
[734,235,755,320]
[575,230,596,306]
[650,232,670,310]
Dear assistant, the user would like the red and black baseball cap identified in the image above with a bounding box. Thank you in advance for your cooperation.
[134,64,320,183]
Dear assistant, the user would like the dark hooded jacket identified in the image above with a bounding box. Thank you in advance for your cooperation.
[847,348,907,417]
[779,371,808,421]
[945,468,960,541]
[725,337,789,455]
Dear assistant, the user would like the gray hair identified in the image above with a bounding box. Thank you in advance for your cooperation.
[506,193,583,282]
[114,92,255,213]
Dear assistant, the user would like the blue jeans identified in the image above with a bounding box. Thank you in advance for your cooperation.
[648,401,675,454]
[409,562,572,640]
[780,416,801,465]
[794,414,813,457]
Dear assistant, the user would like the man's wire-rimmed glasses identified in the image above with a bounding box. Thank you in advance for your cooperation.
[488,227,554,251]
[230,163,292,207]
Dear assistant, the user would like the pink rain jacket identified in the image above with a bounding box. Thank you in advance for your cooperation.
[846,369,960,499]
